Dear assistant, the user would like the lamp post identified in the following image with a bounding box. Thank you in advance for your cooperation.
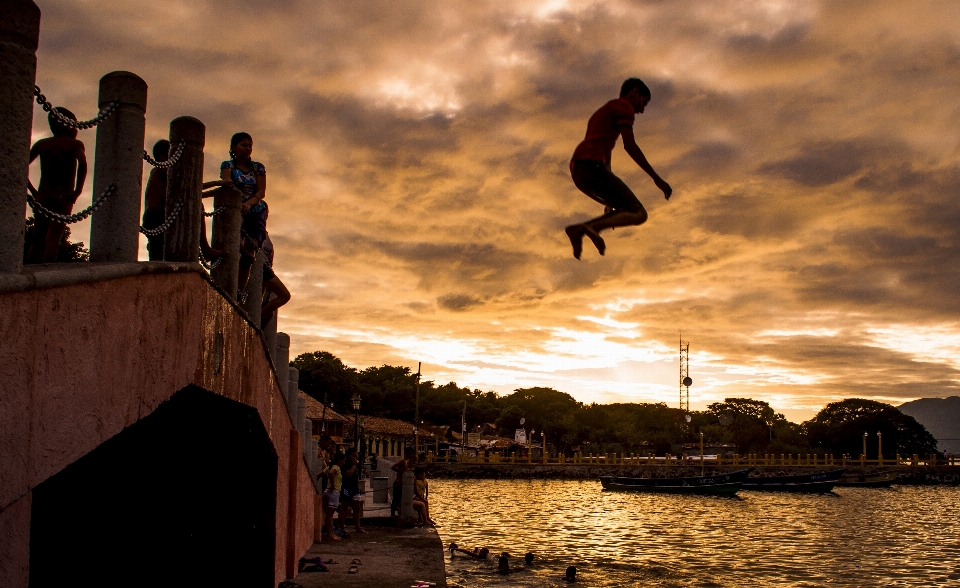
[863,432,868,466]
[351,392,361,453]
[877,431,883,466]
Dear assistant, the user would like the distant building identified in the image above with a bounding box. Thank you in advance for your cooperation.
[302,393,350,447]
[344,415,435,459]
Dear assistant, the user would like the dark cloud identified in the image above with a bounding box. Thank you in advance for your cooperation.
[759,140,870,186]
[437,293,485,311]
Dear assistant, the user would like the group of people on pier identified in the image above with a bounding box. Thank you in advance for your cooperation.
[26,111,290,328]
[317,438,436,543]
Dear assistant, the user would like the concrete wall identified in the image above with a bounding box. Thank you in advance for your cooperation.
[0,264,315,587]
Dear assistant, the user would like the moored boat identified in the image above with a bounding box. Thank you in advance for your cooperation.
[599,468,752,496]
[835,470,898,488]
[741,468,846,493]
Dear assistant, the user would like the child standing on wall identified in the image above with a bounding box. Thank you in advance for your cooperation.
[26,108,87,264]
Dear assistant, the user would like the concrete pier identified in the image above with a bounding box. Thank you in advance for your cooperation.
[89,71,147,263]
[163,116,204,263]
[0,0,40,273]
[295,525,447,588]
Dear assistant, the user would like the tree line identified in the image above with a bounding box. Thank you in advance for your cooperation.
[292,351,940,458]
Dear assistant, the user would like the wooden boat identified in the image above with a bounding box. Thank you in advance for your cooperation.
[599,469,752,496]
[741,468,846,493]
[835,470,898,488]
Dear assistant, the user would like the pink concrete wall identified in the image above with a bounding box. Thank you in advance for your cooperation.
[0,270,315,588]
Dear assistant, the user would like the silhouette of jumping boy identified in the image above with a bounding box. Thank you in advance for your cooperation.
[566,78,671,259]
[26,107,87,264]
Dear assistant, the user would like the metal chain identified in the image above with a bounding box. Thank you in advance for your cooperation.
[139,199,184,237]
[33,86,119,130]
[200,251,223,271]
[143,141,185,169]
[25,184,115,224]
[202,205,227,217]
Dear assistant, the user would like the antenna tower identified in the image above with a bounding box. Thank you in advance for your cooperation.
[679,337,691,412]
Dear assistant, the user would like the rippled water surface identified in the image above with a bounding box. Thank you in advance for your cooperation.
[429,479,960,587]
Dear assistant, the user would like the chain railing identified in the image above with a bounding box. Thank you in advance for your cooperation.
[200,250,223,271]
[33,86,118,130]
[26,184,115,224]
[139,199,184,237]
[142,141,185,169]
[202,205,226,217]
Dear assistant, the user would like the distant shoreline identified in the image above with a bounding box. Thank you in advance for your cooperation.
[424,463,960,485]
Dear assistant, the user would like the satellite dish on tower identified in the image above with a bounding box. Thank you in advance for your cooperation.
[683,376,693,387]
[520,418,526,425]
[685,414,692,423]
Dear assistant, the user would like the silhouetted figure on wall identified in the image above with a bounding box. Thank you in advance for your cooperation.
[565,78,671,259]
[142,140,169,260]
[221,132,267,297]
[26,108,87,264]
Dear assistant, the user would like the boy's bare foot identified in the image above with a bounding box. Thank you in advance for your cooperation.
[565,225,584,260]
[325,533,341,541]
[582,225,605,255]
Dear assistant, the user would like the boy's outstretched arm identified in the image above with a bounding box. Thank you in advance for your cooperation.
[621,126,672,200]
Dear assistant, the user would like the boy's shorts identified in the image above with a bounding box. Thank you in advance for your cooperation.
[323,488,340,510]
[571,159,643,213]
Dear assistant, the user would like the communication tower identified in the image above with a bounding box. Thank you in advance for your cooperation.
[679,338,692,412]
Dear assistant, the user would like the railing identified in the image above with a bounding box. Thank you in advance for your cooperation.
[424,451,958,467]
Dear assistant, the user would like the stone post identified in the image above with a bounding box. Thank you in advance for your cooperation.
[242,249,264,327]
[286,367,299,420]
[275,332,290,407]
[296,396,306,442]
[372,477,389,503]
[162,116,203,262]
[274,333,290,393]
[0,0,40,273]
[399,471,416,526]
[88,72,147,262]
[263,313,277,363]
[210,186,241,298]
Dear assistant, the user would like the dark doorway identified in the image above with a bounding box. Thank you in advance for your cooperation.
[30,385,278,587]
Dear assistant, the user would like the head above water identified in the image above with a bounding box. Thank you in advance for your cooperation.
[48,107,78,138]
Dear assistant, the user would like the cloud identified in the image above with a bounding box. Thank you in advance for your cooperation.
[28,0,960,420]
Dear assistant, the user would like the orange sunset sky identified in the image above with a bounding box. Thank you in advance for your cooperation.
[29,1,960,421]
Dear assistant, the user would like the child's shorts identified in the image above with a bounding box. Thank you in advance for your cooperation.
[323,488,340,510]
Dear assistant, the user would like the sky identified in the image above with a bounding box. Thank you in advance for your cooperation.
[28,0,960,422]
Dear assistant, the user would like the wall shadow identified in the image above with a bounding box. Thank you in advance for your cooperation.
[29,385,278,588]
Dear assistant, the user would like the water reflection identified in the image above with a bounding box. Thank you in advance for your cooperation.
[430,479,960,587]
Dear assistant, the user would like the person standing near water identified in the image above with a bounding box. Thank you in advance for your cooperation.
[565,78,672,259]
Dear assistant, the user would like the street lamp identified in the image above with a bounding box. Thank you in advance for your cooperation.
[863,432,868,464]
[351,392,361,453]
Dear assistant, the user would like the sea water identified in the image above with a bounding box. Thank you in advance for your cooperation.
[430,479,960,587]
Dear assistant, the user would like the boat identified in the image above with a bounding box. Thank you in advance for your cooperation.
[741,468,846,493]
[599,469,752,496]
[835,470,898,488]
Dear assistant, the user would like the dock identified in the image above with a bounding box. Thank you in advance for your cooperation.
[294,522,446,588]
